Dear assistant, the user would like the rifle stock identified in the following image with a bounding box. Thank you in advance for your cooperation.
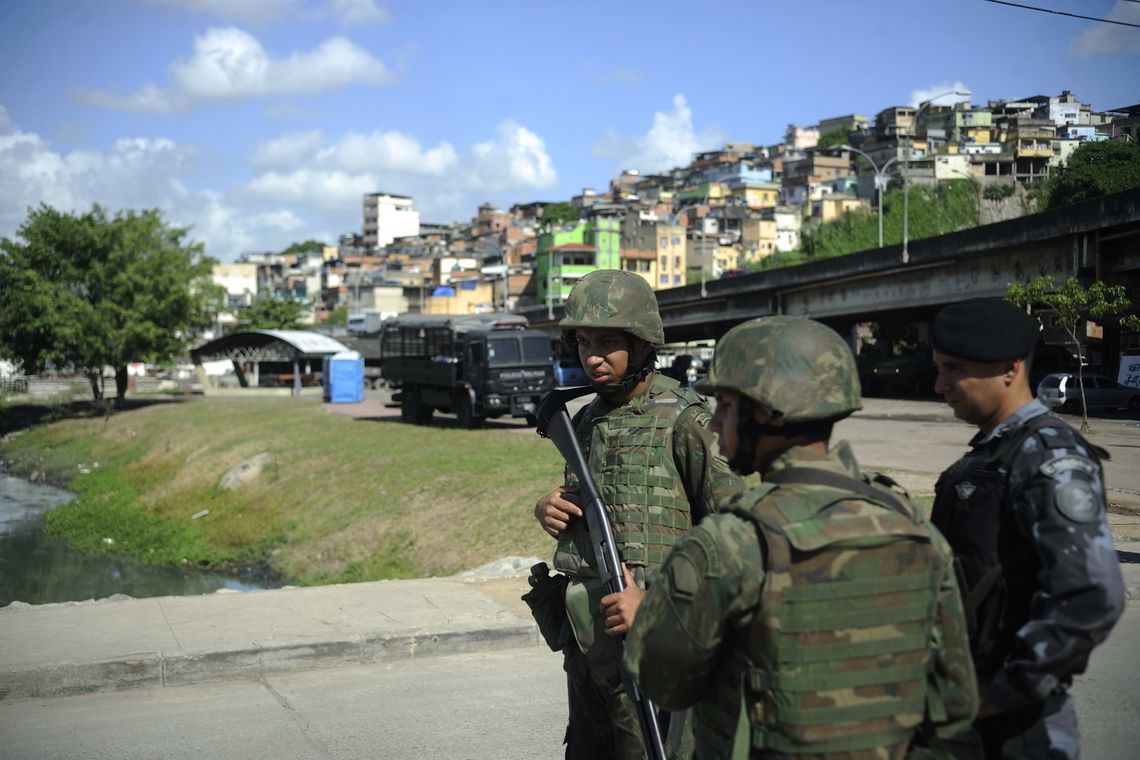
[536,387,668,760]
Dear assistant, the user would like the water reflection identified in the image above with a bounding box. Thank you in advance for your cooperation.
[0,475,277,607]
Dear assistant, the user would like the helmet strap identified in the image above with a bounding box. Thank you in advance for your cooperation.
[728,397,762,475]
[593,341,656,401]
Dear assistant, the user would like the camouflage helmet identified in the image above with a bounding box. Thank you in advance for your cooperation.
[560,269,664,346]
[695,316,862,423]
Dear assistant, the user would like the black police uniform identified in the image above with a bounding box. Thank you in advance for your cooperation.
[930,298,1125,759]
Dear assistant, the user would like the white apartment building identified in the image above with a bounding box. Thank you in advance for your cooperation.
[363,192,420,250]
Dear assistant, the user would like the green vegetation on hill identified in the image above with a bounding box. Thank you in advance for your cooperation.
[754,179,981,271]
[2,398,562,585]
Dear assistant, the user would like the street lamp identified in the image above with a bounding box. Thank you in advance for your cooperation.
[837,144,899,249]
[902,90,971,263]
[699,224,708,298]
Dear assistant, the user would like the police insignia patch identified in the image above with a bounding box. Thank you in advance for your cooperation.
[1040,456,1098,478]
[1055,480,1099,523]
[955,482,977,500]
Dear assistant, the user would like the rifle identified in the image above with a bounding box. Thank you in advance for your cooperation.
[536,387,669,760]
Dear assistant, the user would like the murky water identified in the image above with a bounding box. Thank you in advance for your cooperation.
[0,475,278,607]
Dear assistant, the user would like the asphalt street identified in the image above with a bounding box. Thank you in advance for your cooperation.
[2,608,1137,760]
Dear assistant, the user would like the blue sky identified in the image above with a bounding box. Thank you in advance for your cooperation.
[1,0,1137,262]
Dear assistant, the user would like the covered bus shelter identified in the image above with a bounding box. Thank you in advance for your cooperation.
[190,330,351,397]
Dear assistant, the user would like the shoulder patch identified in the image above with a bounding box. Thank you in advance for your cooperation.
[1055,480,1100,523]
[1040,456,1099,478]
[668,553,701,601]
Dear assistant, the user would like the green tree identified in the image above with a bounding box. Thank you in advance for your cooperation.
[0,204,222,405]
[797,179,980,260]
[816,127,849,149]
[326,304,349,327]
[239,298,307,330]
[1047,140,1140,209]
[1005,275,1140,430]
[540,202,580,228]
[279,239,328,257]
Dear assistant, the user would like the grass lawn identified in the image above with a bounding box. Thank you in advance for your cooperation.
[1,396,563,585]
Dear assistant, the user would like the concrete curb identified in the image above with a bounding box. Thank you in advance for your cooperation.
[0,576,543,702]
[0,624,540,701]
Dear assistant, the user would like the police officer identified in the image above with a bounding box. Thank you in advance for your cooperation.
[929,297,1125,759]
[626,316,978,759]
[533,269,742,760]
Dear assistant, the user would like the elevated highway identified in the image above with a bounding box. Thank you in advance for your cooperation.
[522,187,1140,347]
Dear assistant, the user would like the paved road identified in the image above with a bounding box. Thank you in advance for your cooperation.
[3,608,1137,760]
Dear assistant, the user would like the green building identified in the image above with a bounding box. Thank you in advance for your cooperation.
[536,215,622,309]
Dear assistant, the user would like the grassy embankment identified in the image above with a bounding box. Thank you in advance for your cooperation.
[1,397,562,585]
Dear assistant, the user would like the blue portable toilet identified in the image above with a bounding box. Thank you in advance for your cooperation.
[323,350,365,403]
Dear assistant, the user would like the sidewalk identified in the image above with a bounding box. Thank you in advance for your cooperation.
[0,574,538,701]
[2,547,1137,703]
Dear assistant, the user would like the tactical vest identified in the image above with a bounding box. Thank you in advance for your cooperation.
[930,413,1106,677]
[699,468,944,758]
[553,373,703,577]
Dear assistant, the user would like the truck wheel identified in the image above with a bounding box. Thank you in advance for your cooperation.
[457,393,484,429]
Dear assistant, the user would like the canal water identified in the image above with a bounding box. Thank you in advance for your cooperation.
[0,474,278,607]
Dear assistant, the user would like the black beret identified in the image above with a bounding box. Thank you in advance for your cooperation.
[931,297,1040,362]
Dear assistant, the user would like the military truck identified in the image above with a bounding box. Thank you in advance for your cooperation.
[379,313,555,428]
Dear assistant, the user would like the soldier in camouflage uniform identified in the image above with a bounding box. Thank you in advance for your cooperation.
[534,268,742,759]
[626,316,978,759]
[929,297,1125,759]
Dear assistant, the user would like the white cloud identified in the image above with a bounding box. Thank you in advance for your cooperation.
[329,0,388,25]
[1,107,559,261]
[334,131,457,175]
[468,121,557,191]
[245,120,555,216]
[1069,1,1140,57]
[251,130,326,169]
[139,0,301,25]
[77,27,394,112]
[0,108,315,261]
[138,0,389,26]
[909,82,973,108]
[592,94,726,175]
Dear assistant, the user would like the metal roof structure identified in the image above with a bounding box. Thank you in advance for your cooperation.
[190,330,351,364]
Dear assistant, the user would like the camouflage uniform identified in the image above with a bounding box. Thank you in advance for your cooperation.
[626,317,978,759]
[552,269,742,760]
[931,400,1125,759]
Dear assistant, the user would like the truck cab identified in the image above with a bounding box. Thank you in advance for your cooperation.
[380,313,554,428]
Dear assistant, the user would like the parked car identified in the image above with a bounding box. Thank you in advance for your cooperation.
[867,350,938,398]
[553,357,589,387]
[1037,373,1140,414]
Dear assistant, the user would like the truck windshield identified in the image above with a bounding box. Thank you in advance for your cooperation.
[488,336,551,366]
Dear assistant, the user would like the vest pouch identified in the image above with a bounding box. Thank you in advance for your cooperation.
[782,510,932,552]
[551,492,599,579]
[564,577,622,683]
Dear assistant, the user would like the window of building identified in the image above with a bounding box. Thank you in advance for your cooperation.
[660,236,668,248]
[672,237,680,245]
[660,256,668,269]
[673,256,681,268]
[660,275,669,285]
[640,261,651,272]
[673,275,681,285]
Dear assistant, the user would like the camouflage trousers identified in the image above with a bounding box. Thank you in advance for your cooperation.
[562,645,692,760]
[940,692,1078,760]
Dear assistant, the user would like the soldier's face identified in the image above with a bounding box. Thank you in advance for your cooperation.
[576,328,639,384]
[933,351,1016,428]
[710,390,742,461]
